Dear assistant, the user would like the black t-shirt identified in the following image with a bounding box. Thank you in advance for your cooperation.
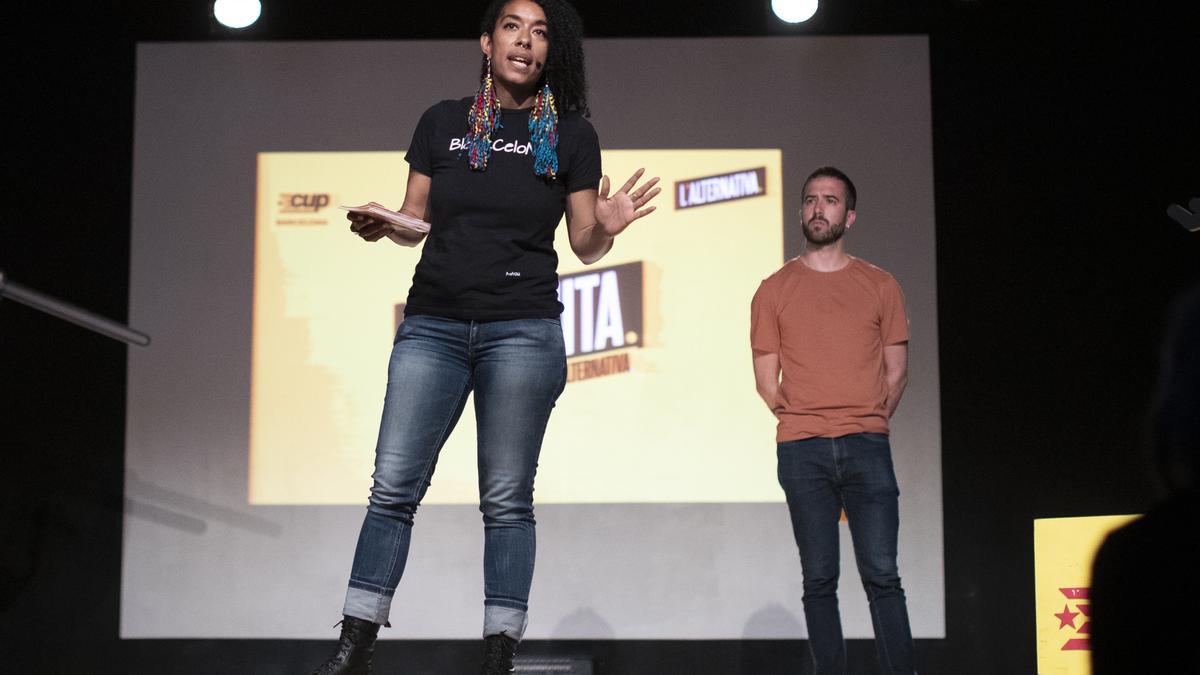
[403,97,602,320]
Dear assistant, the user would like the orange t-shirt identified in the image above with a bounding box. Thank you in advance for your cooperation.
[750,256,909,442]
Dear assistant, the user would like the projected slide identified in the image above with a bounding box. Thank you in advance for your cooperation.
[124,37,942,640]
[250,150,782,505]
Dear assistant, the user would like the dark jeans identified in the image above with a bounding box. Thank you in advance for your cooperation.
[342,315,567,640]
[777,432,916,675]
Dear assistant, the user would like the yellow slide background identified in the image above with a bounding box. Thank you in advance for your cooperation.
[250,149,783,504]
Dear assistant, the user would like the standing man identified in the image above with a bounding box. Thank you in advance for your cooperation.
[750,167,916,674]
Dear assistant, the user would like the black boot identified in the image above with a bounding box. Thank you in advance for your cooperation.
[311,615,380,675]
[481,634,517,674]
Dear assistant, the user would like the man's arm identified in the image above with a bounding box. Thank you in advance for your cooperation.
[752,351,781,416]
[883,343,909,418]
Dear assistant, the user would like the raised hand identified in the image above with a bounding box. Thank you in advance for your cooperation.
[594,168,661,237]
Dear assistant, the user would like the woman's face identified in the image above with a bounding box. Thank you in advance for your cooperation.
[480,0,550,93]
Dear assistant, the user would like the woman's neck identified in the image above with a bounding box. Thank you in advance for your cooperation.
[494,79,537,109]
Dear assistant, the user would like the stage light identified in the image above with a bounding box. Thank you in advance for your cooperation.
[213,0,261,29]
[772,0,819,24]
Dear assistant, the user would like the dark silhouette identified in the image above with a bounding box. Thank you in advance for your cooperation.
[1090,285,1200,673]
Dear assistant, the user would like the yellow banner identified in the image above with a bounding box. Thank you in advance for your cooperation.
[1033,514,1139,675]
[250,149,784,505]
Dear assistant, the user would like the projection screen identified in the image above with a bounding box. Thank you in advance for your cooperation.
[122,36,943,639]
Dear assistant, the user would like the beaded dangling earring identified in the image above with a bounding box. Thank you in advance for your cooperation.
[467,56,503,171]
[528,81,559,179]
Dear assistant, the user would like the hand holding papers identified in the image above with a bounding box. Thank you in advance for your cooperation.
[341,202,431,234]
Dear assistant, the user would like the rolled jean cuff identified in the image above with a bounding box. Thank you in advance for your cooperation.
[483,605,528,641]
[343,586,393,626]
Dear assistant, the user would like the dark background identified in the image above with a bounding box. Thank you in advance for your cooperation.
[2,0,1197,672]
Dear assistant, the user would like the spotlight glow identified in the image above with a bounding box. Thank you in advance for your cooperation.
[772,0,819,24]
[213,0,261,29]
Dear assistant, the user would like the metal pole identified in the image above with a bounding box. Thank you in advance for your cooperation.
[0,269,151,347]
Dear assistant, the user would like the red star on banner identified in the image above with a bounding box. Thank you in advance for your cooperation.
[1058,587,1091,650]
[1055,604,1079,629]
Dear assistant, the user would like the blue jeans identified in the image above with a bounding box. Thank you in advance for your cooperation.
[777,433,916,675]
[342,315,567,640]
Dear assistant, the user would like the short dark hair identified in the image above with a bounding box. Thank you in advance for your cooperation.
[479,0,589,115]
[803,166,857,210]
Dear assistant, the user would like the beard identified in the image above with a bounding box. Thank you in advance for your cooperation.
[802,217,846,245]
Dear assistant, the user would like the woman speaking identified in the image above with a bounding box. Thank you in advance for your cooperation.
[312,1,660,673]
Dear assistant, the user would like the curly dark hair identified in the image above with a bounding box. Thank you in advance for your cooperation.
[479,0,589,116]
